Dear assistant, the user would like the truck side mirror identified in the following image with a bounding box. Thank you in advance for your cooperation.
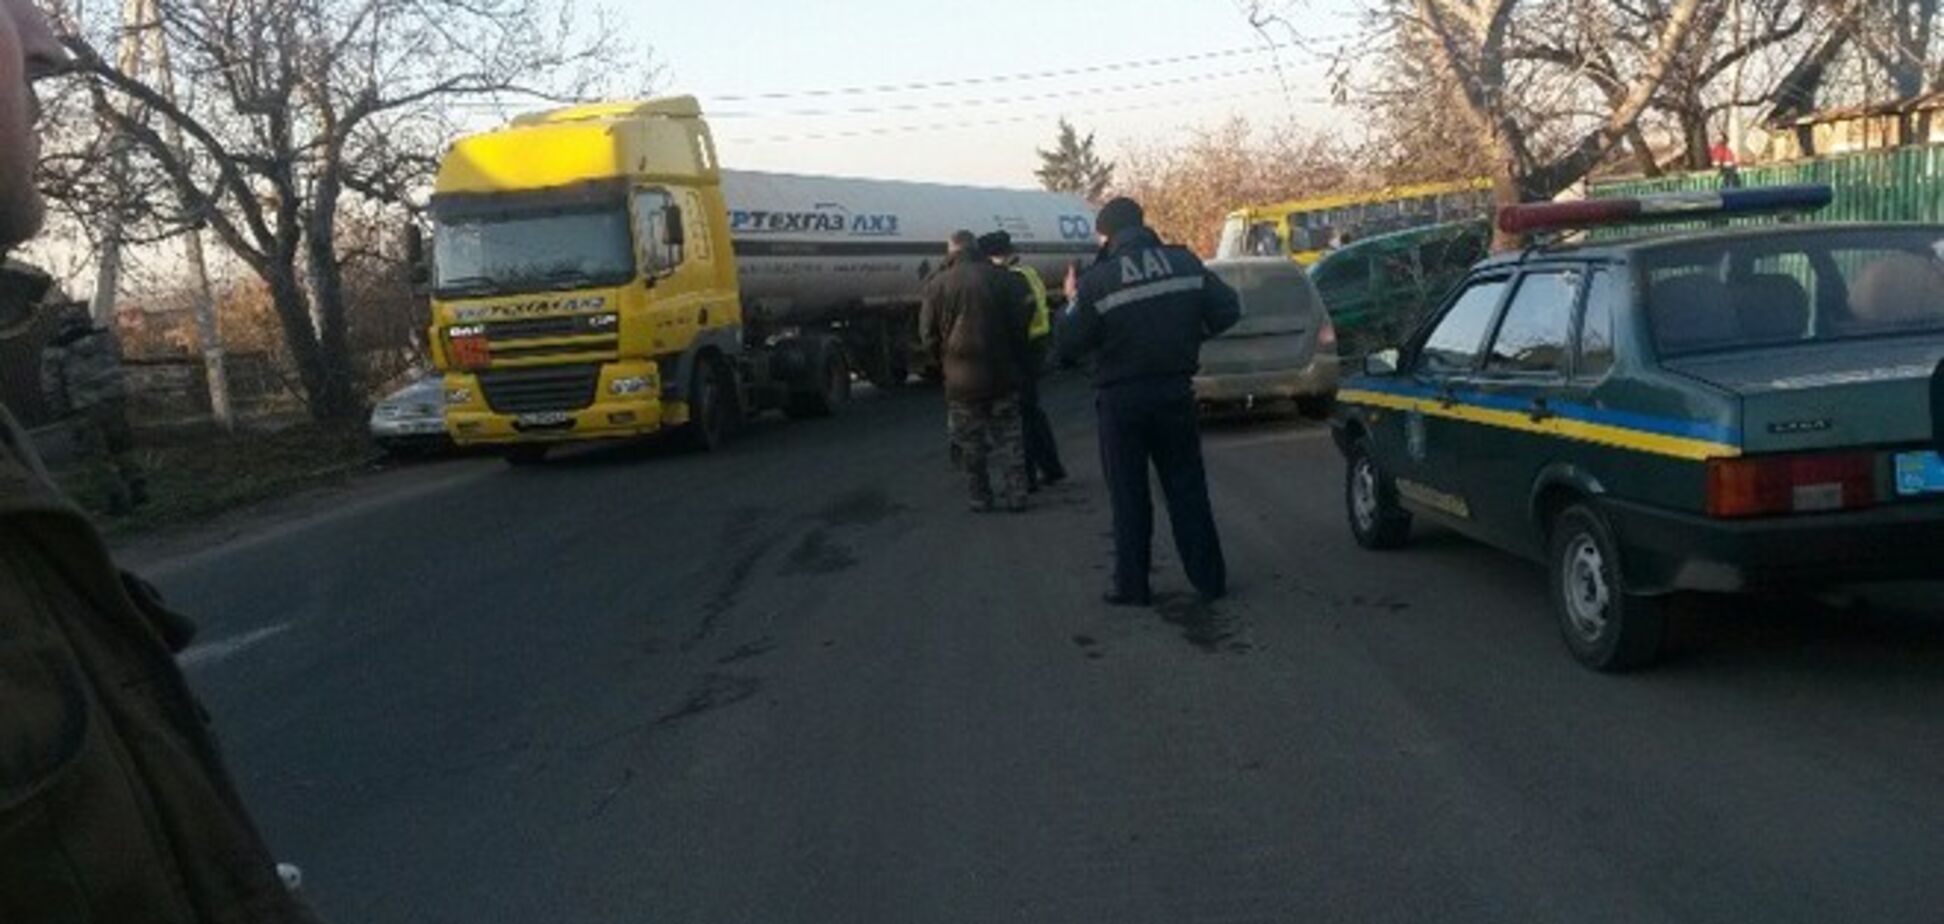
[1363,348,1401,377]
[661,204,685,247]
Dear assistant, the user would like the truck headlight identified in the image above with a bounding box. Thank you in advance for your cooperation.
[609,376,650,396]
[446,386,474,404]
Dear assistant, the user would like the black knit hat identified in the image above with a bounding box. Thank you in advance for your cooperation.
[1094,197,1145,237]
[976,230,1014,257]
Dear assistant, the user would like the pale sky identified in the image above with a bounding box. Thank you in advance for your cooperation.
[623,0,1363,188]
[24,0,1369,293]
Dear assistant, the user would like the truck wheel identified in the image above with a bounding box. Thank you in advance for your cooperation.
[787,347,849,419]
[1549,503,1668,672]
[683,355,735,452]
[504,445,550,466]
[1345,439,1411,550]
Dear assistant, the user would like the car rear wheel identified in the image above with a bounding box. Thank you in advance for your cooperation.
[1548,503,1668,672]
[1345,439,1411,550]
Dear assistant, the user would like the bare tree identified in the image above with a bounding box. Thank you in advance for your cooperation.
[1246,0,1716,246]
[1512,0,1808,170]
[44,0,642,420]
[1115,115,1358,256]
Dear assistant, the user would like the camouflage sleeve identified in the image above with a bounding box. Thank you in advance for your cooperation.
[918,277,943,363]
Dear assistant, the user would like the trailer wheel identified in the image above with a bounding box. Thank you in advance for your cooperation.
[787,346,849,419]
[682,354,735,452]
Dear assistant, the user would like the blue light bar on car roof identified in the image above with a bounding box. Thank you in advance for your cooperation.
[1498,184,1834,235]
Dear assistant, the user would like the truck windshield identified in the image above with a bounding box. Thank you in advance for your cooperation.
[1642,228,1944,357]
[433,205,636,297]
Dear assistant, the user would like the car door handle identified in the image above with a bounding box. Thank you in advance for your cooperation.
[1528,398,1552,422]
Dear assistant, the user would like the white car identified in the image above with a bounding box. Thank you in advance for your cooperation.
[1195,257,1341,418]
[368,376,451,454]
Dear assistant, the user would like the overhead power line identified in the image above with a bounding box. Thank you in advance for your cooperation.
[718,86,1321,145]
[706,43,1325,103]
[710,65,1285,119]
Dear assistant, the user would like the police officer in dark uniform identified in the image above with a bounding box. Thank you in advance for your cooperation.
[1059,197,1241,606]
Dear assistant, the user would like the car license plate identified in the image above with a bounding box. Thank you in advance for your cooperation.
[516,411,572,427]
[1893,451,1944,496]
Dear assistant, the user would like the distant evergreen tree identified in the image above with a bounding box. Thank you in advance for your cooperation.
[1035,119,1115,203]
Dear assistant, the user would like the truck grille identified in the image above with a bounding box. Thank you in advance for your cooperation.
[487,339,619,361]
[483,313,617,343]
[478,365,600,414]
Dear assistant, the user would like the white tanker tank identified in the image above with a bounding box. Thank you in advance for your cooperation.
[721,170,1098,328]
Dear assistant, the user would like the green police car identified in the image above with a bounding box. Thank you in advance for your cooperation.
[1332,186,1944,671]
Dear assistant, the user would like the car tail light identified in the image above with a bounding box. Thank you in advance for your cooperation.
[1706,452,1877,518]
[1317,316,1337,350]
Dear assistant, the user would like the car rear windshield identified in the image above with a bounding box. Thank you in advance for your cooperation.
[1640,227,1944,357]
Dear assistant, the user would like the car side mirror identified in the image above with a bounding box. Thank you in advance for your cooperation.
[661,204,685,247]
[1364,348,1401,377]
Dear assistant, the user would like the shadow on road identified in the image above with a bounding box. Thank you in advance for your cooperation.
[1661,586,1944,677]
[1388,525,1944,681]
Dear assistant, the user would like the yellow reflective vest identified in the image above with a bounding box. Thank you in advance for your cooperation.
[1012,264,1051,340]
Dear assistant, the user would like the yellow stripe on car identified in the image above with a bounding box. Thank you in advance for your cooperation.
[1337,388,1742,462]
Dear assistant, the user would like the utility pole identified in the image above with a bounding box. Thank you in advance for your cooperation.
[90,0,235,430]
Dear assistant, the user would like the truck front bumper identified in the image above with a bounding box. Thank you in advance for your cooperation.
[442,362,671,445]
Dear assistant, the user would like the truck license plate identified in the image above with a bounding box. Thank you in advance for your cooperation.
[516,411,572,427]
[1893,451,1944,496]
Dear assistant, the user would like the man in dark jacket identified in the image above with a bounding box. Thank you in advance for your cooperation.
[1,2,320,920]
[920,232,1036,511]
[978,230,1066,490]
[1059,197,1241,605]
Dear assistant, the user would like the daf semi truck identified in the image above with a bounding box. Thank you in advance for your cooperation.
[422,96,1097,462]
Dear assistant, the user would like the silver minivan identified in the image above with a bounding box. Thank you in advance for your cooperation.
[1195,257,1340,417]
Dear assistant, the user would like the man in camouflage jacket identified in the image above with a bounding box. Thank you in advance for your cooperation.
[42,306,146,513]
[1,1,321,920]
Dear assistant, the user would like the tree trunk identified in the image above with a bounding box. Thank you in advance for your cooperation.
[1489,153,1526,253]
[1680,107,1712,170]
[265,263,355,420]
[1627,125,1663,177]
[305,209,360,420]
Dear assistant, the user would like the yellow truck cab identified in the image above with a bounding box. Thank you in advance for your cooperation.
[426,97,845,462]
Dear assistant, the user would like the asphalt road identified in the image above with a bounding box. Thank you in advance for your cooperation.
[150,377,1944,924]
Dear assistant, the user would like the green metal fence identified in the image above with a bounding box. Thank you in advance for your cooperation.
[1591,143,1944,223]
